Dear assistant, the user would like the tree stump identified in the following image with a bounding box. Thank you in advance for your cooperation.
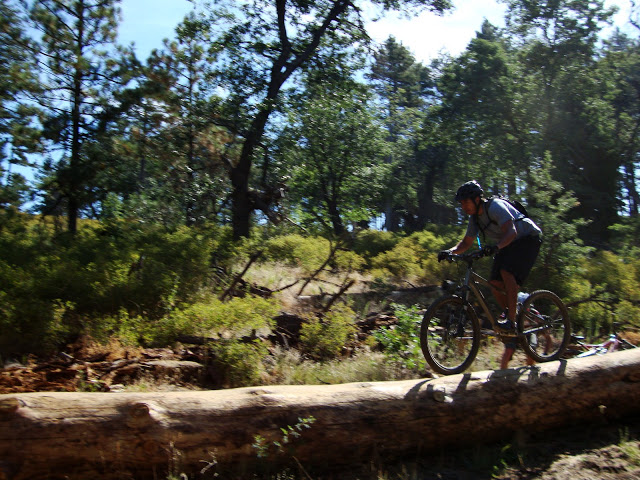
[1,349,639,479]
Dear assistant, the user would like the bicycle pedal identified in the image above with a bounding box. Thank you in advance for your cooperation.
[495,326,518,336]
[497,319,515,330]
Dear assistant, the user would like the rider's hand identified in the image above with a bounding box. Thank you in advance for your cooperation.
[437,250,452,262]
[482,245,498,256]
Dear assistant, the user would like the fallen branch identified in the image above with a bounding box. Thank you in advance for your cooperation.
[296,240,341,296]
[1,349,639,479]
[321,278,355,312]
[219,250,264,301]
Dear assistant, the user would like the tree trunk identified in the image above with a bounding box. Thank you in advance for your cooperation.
[1,350,639,479]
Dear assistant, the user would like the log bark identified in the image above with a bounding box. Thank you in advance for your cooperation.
[1,349,640,479]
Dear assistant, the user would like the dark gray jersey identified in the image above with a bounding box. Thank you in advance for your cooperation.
[465,198,542,243]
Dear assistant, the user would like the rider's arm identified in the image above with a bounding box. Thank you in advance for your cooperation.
[450,235,475,254]
[497,220,517,250]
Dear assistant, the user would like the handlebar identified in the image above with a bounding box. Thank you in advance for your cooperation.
[439,249,492,265]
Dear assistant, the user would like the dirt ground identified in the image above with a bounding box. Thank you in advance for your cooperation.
[342,414,640,480]
[476,418,640,480]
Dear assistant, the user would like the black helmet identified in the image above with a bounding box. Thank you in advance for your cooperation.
[455,180,484,202]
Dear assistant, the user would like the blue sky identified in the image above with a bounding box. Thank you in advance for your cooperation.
[117,0,636,65]
[118,0,194,58]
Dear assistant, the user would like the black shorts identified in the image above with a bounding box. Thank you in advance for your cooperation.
[490,235,542,286]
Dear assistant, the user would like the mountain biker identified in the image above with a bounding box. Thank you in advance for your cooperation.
[438,180,542,333]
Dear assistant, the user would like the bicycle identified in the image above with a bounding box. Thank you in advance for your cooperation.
[565,324,637,358]
[420,249,572,375]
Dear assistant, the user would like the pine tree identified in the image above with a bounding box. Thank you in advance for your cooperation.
[0,0,40,209]
[368,36,433,231]
[27,0,128,233]
[133,11,227,227]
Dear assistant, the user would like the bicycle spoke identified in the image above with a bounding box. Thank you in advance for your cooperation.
[421,296,480,375]
[519,290,571,362]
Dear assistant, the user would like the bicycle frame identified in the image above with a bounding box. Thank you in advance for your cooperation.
[456,257,512,336]
[572,334,621,357]
[568,322,638,358]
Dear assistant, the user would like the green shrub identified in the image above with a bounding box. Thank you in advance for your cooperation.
[370,229,462,284]
[210,339,269,388]
[615,300,640,330]
[262,234,332,274]
[563,277,604,334]
[0,217,221,354]
[371,244,422,281]
[299,304,357,360]
[89,309,150,347]
[85,295,278,388]
[124,225,217,314]
[333,249,366,272]
[372,303,425,371]
[565,250,640,336]
[352,230,399,263]
[0,252,77,354]
[139,295,279,346]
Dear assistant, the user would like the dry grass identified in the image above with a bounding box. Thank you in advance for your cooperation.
[244,261,373,312]
[68,335,142,362]
[261,347,420,386]
[621,330,640,346]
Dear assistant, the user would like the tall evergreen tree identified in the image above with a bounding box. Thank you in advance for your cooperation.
[27,0,128,233]
[368,36,434,231]
[595,32,640,218]
[432,21,533,204]
[135,12,228,227]
[278,66,387,235]
[503,0,619,243]
[0,0,40,209]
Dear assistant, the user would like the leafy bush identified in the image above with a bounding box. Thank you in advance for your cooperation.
[0,217,220,354]
[372,303,425,371]
[299,304,357,360]
[352,229,399,263]
[86,295,278,388]
[615,300,640,331]
[370,228,462,284]
[563,277,605,334]
[332,249,366,272]
[262,234,332,274]
[209,339,270,388]
[123,224,218,315]
[370,243,422,281]
[565,250,640,336]
[139,294,279,347]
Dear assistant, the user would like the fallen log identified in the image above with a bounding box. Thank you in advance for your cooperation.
[1,349,639,480]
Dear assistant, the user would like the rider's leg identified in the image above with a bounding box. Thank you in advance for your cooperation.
[500,345,515,369]
[500,269,520,322]
[489,279,507,310]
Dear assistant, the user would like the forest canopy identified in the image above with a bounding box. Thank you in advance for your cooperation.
[1,0,637,241]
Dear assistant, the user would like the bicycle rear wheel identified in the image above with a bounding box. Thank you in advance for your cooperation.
[618,337,638,350]
[420,295,481,375]
[518,290,571,362]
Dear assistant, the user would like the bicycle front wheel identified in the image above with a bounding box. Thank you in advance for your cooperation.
[420,295,481,375]
[518,290,571,363]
